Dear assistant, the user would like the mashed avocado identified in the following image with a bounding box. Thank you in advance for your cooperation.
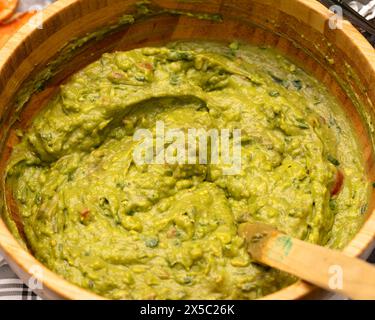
[5,41,369,299]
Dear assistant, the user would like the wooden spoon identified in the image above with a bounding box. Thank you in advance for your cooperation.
[239,222,375,300]
[0,0,18,22]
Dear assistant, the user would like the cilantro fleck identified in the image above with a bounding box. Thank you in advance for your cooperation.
[328,155,340,166]
[269,90,280,97]
[145,238,159,248]
[292,79,303,90]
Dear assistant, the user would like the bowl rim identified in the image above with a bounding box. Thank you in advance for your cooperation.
[0,0,374,300]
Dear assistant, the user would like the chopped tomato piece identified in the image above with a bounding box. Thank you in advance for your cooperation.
[331,169,344,196]
[80,208,90,220]
[140,62,153,71]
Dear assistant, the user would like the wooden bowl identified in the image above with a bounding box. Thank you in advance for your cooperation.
[0,0,374,300]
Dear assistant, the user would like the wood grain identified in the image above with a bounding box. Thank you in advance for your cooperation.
[0,0,374,300]
[0,12,36,48]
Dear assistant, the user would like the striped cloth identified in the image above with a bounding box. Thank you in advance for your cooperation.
[370,249,375,263]
[0,260,40,300]
[0,0,374,301]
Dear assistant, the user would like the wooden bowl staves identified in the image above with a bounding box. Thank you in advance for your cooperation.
[0,0,374,300]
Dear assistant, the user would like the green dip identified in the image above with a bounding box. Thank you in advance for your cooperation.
[5,41,369,299]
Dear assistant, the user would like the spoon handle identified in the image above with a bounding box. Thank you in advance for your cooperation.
[240,223,375,300]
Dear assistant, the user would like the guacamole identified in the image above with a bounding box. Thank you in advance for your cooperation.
[5,41,369,299]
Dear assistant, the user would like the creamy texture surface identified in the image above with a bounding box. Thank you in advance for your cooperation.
[6,42,369,299]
